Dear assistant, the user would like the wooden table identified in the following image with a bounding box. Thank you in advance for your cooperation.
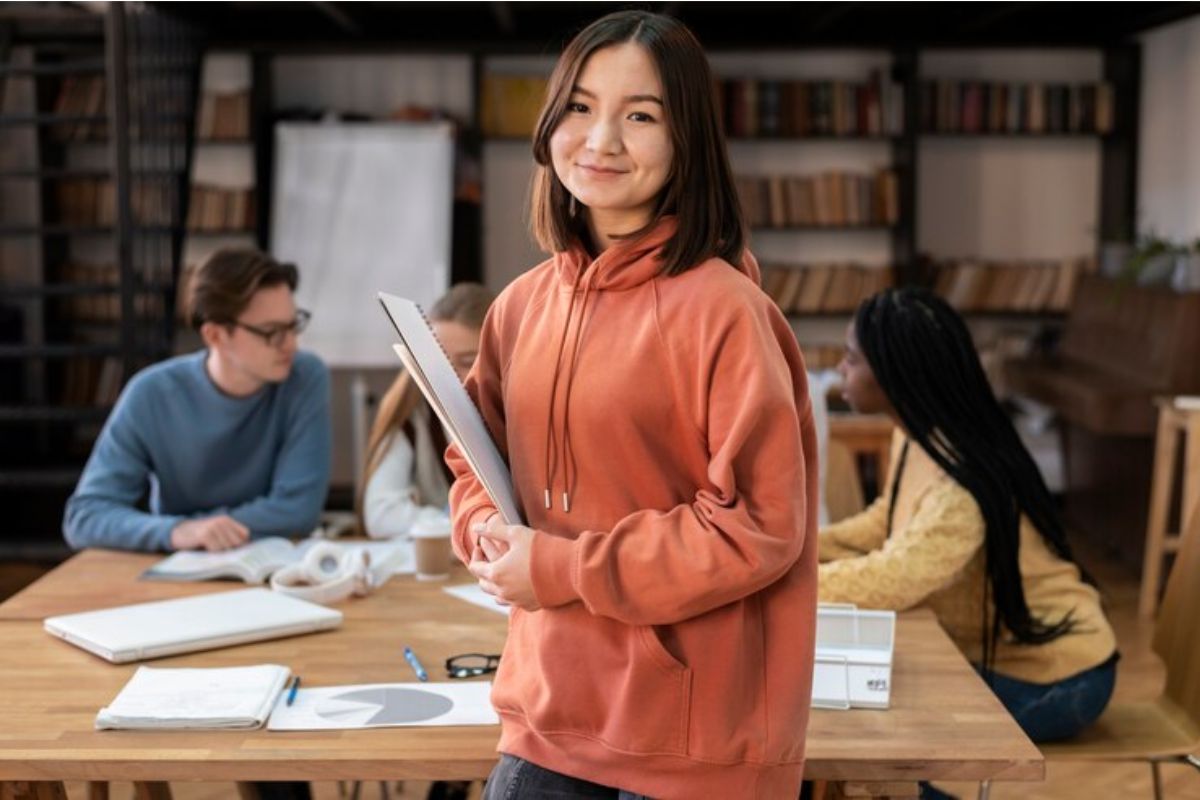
[0,550,1043,796]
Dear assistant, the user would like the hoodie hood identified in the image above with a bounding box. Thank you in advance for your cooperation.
[553,215,761,291]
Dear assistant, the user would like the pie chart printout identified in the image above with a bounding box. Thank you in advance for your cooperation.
[266,681,499,730]
[315,687,454,726]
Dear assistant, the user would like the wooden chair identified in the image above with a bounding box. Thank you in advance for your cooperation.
[1140,398,1200,618]
[828,413,894,495]
[1038,502,1200,799]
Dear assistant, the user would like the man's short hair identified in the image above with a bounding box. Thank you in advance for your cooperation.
[186,249,299,331]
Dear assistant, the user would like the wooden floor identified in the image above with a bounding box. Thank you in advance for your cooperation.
[3,539,1197,800]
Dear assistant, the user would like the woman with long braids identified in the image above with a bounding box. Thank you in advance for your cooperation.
[820,287,1117,750]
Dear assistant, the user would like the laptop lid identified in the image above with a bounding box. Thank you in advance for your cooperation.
[43,588,343,664]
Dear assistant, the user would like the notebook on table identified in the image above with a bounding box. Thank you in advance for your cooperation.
[43,588,342,664]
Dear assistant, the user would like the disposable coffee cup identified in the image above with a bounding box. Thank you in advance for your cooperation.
[410,516,452,581]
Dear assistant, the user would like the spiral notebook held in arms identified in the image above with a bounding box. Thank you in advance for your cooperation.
[378,292,524,525]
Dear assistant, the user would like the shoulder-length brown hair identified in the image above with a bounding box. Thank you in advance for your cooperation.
[530,10,745,277]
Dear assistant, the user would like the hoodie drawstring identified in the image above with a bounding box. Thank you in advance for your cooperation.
[543,264,586,510]
[559,269,598,513]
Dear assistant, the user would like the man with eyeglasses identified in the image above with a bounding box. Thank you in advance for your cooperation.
[64,248,332,553]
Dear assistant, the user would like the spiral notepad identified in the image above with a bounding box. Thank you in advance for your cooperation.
[378,292,524,525]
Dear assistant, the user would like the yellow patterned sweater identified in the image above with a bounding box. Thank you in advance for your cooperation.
[819,431,1116,684]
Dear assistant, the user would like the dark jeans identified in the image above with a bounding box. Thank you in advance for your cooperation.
[919,655,1119,800]
[483,754,650,800]
[980,653,1118,742]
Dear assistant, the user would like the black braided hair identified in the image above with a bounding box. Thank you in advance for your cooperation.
[854,287,1079,668]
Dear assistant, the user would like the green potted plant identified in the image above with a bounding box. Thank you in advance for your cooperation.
[1120,232,1178,286]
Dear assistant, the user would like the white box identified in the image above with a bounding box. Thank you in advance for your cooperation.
[811,603,896,710]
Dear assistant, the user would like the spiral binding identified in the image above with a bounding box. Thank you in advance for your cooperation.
[412,302,488,419]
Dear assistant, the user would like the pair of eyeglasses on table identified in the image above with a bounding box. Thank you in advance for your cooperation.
[445,653,501,679]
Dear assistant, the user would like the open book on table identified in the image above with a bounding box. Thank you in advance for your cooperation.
[96,663,291,730]
[142,536,412,584]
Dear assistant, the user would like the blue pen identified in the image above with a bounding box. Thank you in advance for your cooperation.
[403,646,429,682]
[286,675,301,706]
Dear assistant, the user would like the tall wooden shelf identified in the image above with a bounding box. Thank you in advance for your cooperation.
[0,4,200,553]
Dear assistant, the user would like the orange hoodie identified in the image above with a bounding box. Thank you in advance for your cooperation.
[448,218,818,799]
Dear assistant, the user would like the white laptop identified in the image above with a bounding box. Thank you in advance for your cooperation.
[43,588,343,664]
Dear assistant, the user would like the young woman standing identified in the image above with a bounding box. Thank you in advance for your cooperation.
[448,11,820,800]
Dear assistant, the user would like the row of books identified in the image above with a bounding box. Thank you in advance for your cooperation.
[195,90,252,140]
[186,185,256,232]
[920,81,1115,135]
[56,262,172,322]
[479,75,548,138]
[737,170,899,229]
[932,257,1095,312]
[718,74,904,138]
[762,264,895,314]
[55,179,176,226]
[52,75,106,141]
[478,73,906,140]
[476,73,1116,139]
[62,355,124,408]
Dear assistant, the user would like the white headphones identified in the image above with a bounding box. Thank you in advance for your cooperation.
[270,542,374,605]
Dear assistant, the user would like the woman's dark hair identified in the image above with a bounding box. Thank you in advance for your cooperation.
[854,287,1081,668]
[529,10,745,276]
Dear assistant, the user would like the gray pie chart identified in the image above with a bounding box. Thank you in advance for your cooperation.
[315,687,454,725]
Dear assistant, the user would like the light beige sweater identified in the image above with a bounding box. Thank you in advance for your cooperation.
[819,431,1116,684]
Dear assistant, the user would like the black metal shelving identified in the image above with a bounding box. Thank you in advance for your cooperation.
[1,5,201,553]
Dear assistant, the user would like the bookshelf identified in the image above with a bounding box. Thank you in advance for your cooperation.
[709,51,911,366]
[474,46,1137,373]
[38,42,1127,500]
[175,52,262,351]
[0,5,199,554]
[913,48,1136,373]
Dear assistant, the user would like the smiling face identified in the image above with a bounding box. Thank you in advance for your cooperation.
[549,42,674,244]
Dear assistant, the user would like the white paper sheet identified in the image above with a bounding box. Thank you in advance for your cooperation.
[443,583,511,616]
[267,681,498,730]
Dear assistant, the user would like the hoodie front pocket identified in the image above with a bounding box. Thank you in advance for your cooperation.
[492,606,692,756]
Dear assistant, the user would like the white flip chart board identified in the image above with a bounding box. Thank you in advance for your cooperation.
[271,121,454,367]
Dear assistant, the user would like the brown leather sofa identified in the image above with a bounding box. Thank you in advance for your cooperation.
[1005,274,1200,564]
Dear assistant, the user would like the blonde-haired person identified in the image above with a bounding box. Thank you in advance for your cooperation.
[358,283,494,538]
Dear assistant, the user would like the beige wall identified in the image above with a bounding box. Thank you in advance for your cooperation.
[1138,14,1200,242]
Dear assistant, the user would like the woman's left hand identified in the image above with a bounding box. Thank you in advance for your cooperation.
[468,518,542,611]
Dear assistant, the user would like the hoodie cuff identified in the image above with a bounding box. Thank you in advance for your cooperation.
[456,506,498,563]
[530,530,580,608]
